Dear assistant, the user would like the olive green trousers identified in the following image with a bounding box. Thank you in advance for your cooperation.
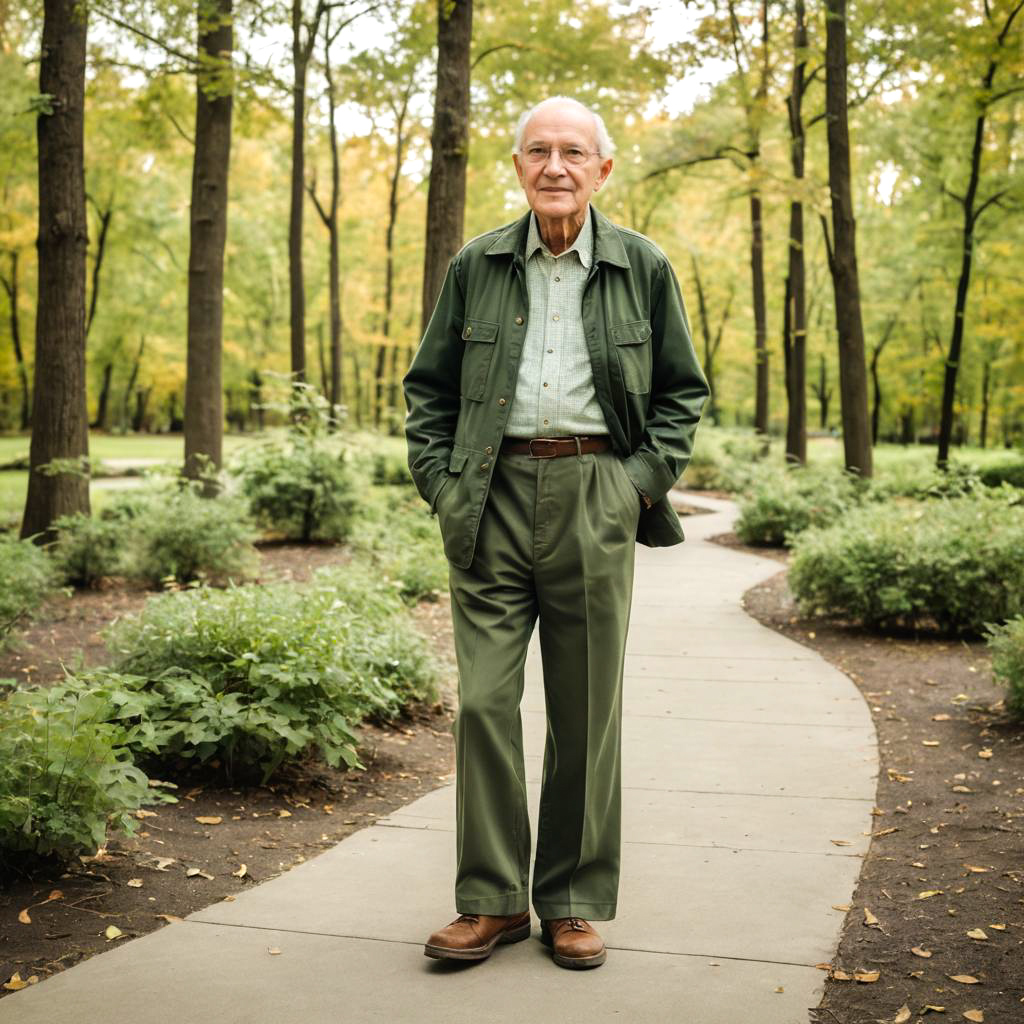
[438,447,640,921]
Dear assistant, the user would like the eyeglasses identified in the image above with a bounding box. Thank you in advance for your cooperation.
[520,144,598,166]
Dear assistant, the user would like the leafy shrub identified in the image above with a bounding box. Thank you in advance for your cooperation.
[986,616,1024,719]
[735,466,863,546]
[0,534,59,644]
[125,486,260,586]
[977,457,1024,490]
[101,566,438,784]
[350,488,448,604]
[0,679,158,867]
[235,441,357,542]
[370,451,415,488]
[50,511,125,586]
[788,493,1024,635]
[866,460,986,501]
[684,428,770,492]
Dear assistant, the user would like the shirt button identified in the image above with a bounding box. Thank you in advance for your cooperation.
[543,382,549,388]
[554,276,561,282]
[543,419,549,426]
[484,446,493,455]
[547,348,554,354]
[552,314,560,321]
[498,398,506,406]
[514,316,524,325]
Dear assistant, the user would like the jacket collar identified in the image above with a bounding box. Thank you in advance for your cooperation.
[485,203,630,269]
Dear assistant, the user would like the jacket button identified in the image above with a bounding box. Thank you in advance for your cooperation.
[464,325,472,337]
[484,446,493,455]
[498,397,507,406]
[480,462,490,471]
[514,316,524,325]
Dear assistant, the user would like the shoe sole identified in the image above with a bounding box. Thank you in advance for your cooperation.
[539,927,607,969]
[423,919,532,961]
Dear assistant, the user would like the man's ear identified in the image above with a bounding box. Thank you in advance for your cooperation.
[512,153,526,187]
[596,157,613,189]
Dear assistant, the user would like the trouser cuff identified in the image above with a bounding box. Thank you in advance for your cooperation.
[532,899,616,921]
[456,890,530,915]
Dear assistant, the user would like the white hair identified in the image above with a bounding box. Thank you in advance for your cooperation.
[513,96,616,159]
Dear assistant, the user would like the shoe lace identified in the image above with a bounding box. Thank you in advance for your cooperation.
[566,916,586,931]
[454,913,480,925]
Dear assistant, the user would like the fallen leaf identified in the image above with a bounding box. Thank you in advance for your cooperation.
[854,969,880,983]
[267,947,282,955]
[966,929,987,940]
[195,816,222,825]
[831,969,851,981]
[963,865,989,873]
[894,1005,911,1024]
[917,890,943,900]
[152,857,176,871]
[912,947,933,958]
[126,878,144,888]
[963,1011,983,1022]
[774,986,784,993]
[953,786,974,793]
[2,972,37,991]
[922,740,940,746]
[870,827,899,837]
[17,909,31,925]
[185,868,214,880]
[864,908,879,926]
[155,914,183,923]
[932,713,952,721]
[277,809,292,818]
[231,864,247,878]
[134,809,158,819]
[977,749,992,759]
[949,974,980,984]
[832,904,851,912]
[923,1006,945,1014]
[831,839,852,846]
[989,923,1006,931]
[104,925,123,940]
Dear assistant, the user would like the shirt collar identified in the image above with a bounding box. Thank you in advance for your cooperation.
[525,204,593,268]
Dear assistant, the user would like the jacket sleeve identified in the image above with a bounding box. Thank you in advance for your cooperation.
[402,254,466,513]
[622,257,711,505]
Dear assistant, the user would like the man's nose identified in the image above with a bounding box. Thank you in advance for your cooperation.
[541,148,568,173]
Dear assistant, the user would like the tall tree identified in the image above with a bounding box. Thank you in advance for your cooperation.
[184,0,233,488]
[22,0,91,540]
[420,0,472,334]
[820,0,872,477]
[783,0,808,464]
[936,0,1024,468]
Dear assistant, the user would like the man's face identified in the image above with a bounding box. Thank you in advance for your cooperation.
[513,102,613,222]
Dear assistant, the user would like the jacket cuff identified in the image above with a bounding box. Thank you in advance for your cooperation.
[623,451,672,507]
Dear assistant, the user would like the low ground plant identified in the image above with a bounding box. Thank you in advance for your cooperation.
[0,533,59,645]
[0,679,160,867]
[986,616,1024,719]
[788,493,1024,635]
[100,565,438,784]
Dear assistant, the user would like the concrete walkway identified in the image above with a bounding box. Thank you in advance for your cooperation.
[2,494,878,1024]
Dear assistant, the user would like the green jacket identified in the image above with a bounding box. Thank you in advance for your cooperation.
[403,204,711,570]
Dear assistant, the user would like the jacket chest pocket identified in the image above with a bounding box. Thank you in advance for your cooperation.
[460,318,499,401]
[612,320,652,395]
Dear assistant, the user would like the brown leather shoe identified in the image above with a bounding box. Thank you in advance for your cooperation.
[423,910,531,961]
[540,916,607,969]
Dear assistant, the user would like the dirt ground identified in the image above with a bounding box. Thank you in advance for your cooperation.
[716,531,1024,1024]
[0,543,459,997]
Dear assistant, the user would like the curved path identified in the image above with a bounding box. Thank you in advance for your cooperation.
[2,494,878,1024]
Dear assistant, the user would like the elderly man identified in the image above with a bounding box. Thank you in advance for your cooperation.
[404,95,709,970]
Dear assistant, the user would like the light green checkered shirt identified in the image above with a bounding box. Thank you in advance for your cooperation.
[504,205,610,438]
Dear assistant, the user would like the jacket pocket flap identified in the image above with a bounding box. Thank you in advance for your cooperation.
[461,318,499,342]
[612,320,652,345]
[449,446,471,472]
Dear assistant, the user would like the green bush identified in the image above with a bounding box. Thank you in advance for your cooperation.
[735,466,863,546]
[684,428,770,492]
[977,457,1024,490]
[788,493,1024,635]
[235,442,358,542]
[50,511,125,586]
[370,451,415,488]
[0,679,159,866]
[0,534,59,644]
[986,616,1024,719]
[866,460,986,501]
[350,488,448,604]
[124,486,260,586]
[100,565,438,784]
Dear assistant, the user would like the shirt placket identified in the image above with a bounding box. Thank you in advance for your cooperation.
[539,251,565,433]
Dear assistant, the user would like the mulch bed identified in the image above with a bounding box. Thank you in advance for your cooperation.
[712,531,1024,1024]
[0,543,458,998]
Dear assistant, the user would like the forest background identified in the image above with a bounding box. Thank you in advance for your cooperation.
[1,0,1022,459]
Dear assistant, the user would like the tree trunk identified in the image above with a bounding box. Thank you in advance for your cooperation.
[22,0,90,541]
[979,358,991,449]
[288,0,311,383]
[123,336,144,429]
[822,0,872,477]
[184,0,233,491]
[85,199,111,338]
[750,189,769,434]
[92,360,112,430]
[1,250,32,430]
[420,0,472,334]
[784,0,807,464]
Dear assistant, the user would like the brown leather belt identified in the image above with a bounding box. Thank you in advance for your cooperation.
[501,435,612,459]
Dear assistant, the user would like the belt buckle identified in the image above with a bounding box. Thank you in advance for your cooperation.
[528,438,560,459]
